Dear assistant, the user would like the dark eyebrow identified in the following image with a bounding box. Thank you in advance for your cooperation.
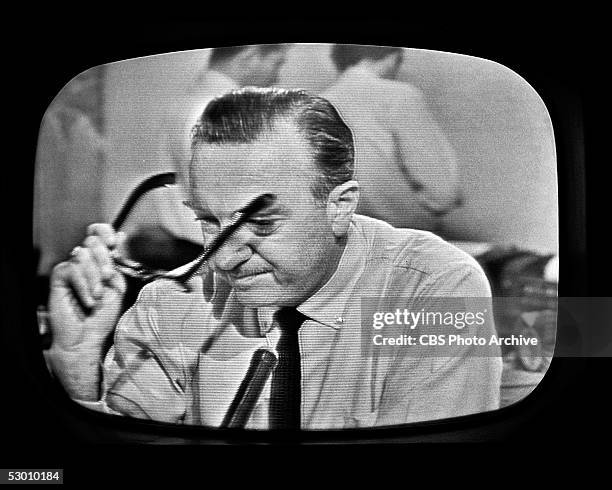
[183,200,288,218]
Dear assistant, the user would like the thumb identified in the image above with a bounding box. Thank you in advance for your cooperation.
[107,268,127,296]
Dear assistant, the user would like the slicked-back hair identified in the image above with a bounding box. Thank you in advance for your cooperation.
[190,87,355,205]
[208,44,287,66]
[330,45,403,72]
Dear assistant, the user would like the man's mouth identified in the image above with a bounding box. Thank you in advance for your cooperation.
[228,270,271,286]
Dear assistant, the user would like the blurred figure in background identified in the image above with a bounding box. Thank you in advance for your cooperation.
[121,45,290,270]
[166,44,291,188]
[323,45,461,232]
[34,67,107,279]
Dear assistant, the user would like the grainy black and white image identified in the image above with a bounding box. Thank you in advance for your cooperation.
[34,44,558,429]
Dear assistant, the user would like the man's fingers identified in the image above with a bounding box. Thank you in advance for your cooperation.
[50,261,71,289]
[50,223,128,320]
[51,255,99,309]
[63,263,96,309]
[87,223,118,248]
[84,234,115,279]
[74,246,104,299]
[85,225,129,277]
[107,268,127,295]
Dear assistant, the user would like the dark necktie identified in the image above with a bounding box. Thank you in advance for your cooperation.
[269,307,307,430]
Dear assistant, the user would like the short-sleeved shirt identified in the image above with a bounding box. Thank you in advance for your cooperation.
[323,67,461,231]
[85,214,502,429]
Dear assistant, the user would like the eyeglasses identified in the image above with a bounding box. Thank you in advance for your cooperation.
[111,191,276,288]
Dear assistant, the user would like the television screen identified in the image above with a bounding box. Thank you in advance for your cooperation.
[5,26,610,483]
[30,42,562,433]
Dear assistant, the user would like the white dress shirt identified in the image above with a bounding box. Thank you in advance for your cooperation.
[77,214,502,429]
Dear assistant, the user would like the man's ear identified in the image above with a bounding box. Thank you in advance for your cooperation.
[326,180,360,237]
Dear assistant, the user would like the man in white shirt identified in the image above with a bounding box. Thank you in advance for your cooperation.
[323,45,462,232]
[46,87,501,429]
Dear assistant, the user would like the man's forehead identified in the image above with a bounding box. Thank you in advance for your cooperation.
[189,122,315,213]
[195,120,310,165]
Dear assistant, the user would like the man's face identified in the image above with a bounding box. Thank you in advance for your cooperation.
[188,120,340,308]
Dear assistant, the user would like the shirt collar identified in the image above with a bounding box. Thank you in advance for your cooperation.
[296,218,367,330]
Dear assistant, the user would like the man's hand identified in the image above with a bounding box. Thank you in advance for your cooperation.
[47,224,127,400]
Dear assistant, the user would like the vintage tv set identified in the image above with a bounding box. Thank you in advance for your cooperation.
[4,23,599,456]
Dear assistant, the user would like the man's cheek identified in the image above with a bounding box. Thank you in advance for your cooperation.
[267,254,311,285]
[270,261,302,285]
[257,238,302,264]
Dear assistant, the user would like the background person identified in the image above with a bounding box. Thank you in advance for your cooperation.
[323,45,462,232]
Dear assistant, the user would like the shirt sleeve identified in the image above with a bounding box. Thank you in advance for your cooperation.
[390,85,462,215]
[99,283,189,424]
[376,262,503,425]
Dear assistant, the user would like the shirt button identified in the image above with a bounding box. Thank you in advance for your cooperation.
[335,316,344,324]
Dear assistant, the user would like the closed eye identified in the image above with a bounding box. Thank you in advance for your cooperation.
[194,215,281,236]
[247,218,280,236]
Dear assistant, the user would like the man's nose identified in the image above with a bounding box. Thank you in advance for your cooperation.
[210,228,253,271]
